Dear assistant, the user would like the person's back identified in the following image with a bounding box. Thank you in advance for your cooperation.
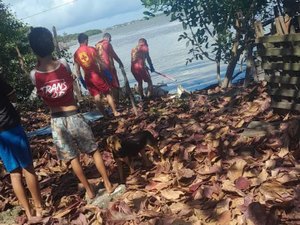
[95,33,124,103]
[131,44,148,69]
[74,45,99,74]
[96,39,115,69]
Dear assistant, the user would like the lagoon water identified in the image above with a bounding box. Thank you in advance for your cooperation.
[68,15,241,93]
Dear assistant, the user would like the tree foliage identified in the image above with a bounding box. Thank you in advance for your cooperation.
[0,1,35,100]
[0,0,72,101]
[142,0,273,87]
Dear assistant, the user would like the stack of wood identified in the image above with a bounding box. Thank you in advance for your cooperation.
[255,1,300,111]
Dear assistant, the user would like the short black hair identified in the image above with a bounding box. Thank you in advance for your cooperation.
[28,27,54,57]
[78,33,88,44]
[103,33,111,39]
[139,38,148,46]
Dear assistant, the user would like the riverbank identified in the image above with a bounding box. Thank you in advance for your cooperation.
[0,81,300,224]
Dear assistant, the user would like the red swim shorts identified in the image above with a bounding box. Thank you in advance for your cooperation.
[131,64,151,83]
[85,71,110,96]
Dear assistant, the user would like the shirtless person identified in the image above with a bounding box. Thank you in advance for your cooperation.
[131,38,155,98]
[96,33,124,104]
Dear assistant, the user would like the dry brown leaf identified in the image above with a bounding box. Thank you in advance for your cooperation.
[145,181,171,191]
[222,180,245,196]
[259,180,295,203]
[177,168,195,179]
[206,124,216,131]
[235,119,245,128]
[251,168,269,186]
[169,202,192,216]
[161,189,184,200]
[277,147,289,158]
[235,177,251,190]
[152,173,173,183]
[227,158,247,182]
[217,210,231,225]
[53,208,73,219]
[215,199,231,215]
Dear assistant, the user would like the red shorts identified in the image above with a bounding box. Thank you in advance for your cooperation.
[131,64,151,83]
[85,71,110,96]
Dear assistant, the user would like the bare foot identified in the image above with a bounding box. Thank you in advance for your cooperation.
[113,111,121,117]
[35,206,50,217]
[86,184,96,199]
[104,182,118,194]
[35,206,43,217]
[27,216,43,224]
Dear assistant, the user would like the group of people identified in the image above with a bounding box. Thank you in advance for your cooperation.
[74,32,156,117]
[0,27,156,223]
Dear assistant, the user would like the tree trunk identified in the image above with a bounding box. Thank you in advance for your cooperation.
[216,60,221,86]
[222,54,240,88]
[216,51,222,86]
[244,44,255,87]
[222,17,243,89]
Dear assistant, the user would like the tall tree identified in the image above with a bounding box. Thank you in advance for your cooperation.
[142,0,273,88]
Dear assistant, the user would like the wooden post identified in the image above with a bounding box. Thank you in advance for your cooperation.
[120,68,138,116]
[52,26,61,58]
[15,46,28,75]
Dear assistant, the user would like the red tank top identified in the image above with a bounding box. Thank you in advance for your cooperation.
[31,60,75,107]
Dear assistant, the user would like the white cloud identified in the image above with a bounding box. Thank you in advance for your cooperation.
[3,0,144,31]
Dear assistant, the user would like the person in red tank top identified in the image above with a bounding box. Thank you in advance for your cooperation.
[74,33,120,117]
[95,33,124,103]
[28,27,118,200]
[131,38,155,99]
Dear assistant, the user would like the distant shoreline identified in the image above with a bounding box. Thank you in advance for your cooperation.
[58,13,166,48]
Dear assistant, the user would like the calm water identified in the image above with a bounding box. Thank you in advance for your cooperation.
[68,15,241,93]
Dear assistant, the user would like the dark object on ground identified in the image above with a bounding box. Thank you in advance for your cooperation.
[106,131,163,182]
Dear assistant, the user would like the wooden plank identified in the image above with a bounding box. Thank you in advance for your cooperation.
[269,88,300,98]
[259,47,300,56]
[271,101,300,111]
[52,26,61,58]
[265,75,300,84]
[241,129,267,137]
[254,21,264,38]
[262,62,300,71]
[241,120,281,137]
[256,34,300,44]
[247,120,281,129]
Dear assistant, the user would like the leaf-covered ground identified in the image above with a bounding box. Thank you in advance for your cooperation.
[1,81,300,225]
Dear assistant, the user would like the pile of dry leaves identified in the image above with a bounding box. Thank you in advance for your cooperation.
[1,81,300,225]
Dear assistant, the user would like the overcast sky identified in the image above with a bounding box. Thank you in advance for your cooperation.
[3,0,145,34]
